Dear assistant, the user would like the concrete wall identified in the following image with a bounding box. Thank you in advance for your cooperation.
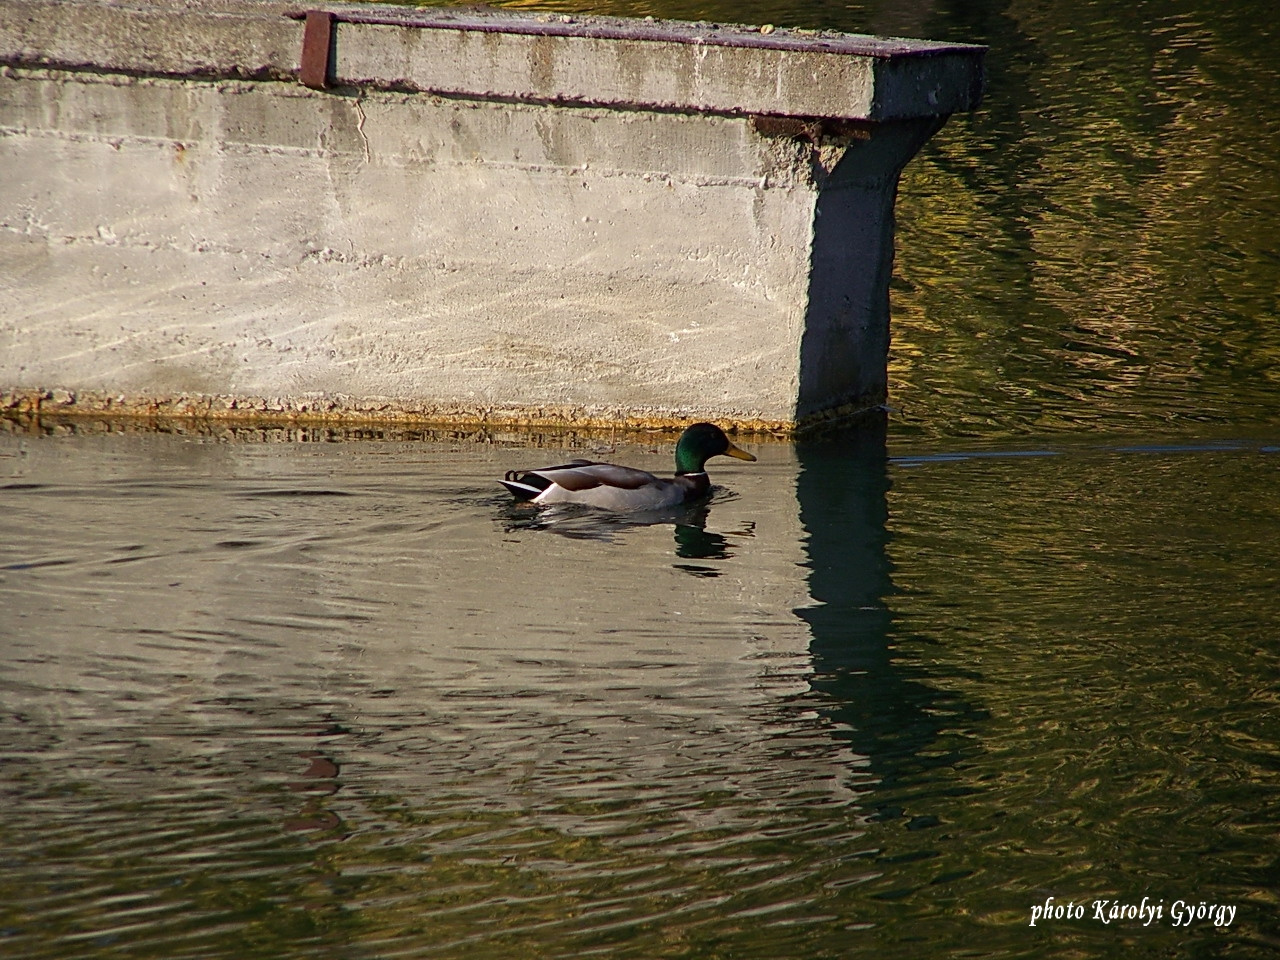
[0,0,984,431]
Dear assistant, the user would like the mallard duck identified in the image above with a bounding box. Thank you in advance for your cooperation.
[500,422,756,511]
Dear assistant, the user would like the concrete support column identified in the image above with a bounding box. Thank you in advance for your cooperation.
[0,0,984,431]
[798,117,947,420]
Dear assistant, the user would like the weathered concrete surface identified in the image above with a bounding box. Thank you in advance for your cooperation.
[0,0,985,431]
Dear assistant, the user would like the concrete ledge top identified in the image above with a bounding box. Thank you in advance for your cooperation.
[1,0,985,120]
[292,5,974,60]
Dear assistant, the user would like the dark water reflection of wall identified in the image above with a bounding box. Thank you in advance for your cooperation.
[793,421,988,821]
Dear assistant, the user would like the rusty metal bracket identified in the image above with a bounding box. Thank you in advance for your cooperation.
[299,10,334,90]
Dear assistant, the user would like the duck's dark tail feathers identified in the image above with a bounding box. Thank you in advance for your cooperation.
[500,470,551,501]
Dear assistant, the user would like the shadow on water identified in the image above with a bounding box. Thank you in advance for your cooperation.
[793,417,987,818]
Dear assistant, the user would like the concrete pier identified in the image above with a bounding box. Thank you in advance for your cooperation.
[0,0,984,432]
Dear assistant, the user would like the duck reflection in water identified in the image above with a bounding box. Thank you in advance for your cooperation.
[501,496,752,576]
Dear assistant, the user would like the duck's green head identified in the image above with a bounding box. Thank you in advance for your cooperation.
[674,423,757,474]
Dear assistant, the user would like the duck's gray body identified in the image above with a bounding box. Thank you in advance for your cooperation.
[502,460,709,510]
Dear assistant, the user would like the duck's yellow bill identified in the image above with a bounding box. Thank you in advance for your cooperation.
[725,443,757,462]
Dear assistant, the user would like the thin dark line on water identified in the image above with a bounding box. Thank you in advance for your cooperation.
[1111,443,1249,453]
[2,558,75,570]
[238,489,355,498]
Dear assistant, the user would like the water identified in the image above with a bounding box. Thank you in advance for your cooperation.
[4,0,1280,955]
[2,424,1277,958]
